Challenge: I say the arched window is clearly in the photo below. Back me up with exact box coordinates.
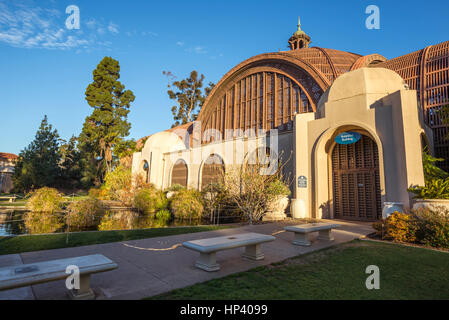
[201,154,225,189]
[142,160,149,183]
[171,159,188,187]
[202,72,313,143]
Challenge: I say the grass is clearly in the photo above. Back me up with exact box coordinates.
[150,240,449,300]
[0,225,232,256]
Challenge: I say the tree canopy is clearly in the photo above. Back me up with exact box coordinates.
[163,70,214,128]
[13,116,61,192]
[79,56,135,183]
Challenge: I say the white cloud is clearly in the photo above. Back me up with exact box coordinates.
[176,41,184,47]
[0,1,114,51]
[107,22,119,34]
[185,45,207,54]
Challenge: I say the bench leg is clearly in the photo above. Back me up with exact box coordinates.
[242,244,264,261]
[195,252,220,272]
[318,229,334,241]
[292,232,311,246]
[67,274,95,300]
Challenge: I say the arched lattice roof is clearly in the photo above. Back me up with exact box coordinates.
[198,47,363,125]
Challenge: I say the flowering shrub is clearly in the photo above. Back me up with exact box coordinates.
[373,208,449,249]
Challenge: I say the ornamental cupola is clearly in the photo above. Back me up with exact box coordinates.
[288,17,311,50]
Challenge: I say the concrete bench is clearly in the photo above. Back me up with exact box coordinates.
[284,223,341,246]
[0,254,117,300]
[0,196,16,203]
[183,232,275,272]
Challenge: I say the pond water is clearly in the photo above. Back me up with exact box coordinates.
[0,209,241,236]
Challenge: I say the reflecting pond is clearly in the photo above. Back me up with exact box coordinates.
[0,209,240,236]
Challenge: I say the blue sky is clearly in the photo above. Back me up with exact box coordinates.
[1,0,448,154]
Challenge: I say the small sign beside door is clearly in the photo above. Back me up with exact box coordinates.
[335,132,361,145]
[298,176,307,188]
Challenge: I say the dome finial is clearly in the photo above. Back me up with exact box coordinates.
[297,16,301,31]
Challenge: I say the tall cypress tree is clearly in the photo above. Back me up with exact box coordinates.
[13,115,61,192]
[79,57,135,183]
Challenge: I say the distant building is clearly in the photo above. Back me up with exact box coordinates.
[0,153,18,193]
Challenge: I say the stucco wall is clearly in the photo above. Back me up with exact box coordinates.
[292,67,428,219]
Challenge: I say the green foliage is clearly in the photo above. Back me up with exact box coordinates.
[133,186,168,215]
[58,135,82,189]
[13,116,61,192]
[408,179,449,199]
[79,56,136,183]
[102,164,133,205]
[163,70,215,127]
[26,187,65,212]
[422,149,448,182]
[156,209,172,224]
[266,178,291,197]
[169,189,204,219]
[166,184,186,192]
[65,198,105,229]
[373,208,449,249]
[413,207,449,248]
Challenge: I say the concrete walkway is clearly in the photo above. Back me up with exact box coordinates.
[0,219,373,300]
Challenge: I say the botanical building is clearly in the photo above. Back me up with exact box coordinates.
[132,20,449,221]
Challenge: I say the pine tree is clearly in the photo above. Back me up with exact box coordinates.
[79,57,135,183]
[13,116,61,192]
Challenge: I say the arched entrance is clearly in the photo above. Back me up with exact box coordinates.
[171,159,188,187]
[201,154,225,189]
[331,134,381,221]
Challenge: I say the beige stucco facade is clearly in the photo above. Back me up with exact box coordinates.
[292,68,428,219]
[132,67,429,221]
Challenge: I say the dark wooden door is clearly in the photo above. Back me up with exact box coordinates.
[171,160,188,187]
[332,134,381,221]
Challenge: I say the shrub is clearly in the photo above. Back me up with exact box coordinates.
[373,211,416,242]
[88,187,102,199]
[408,179,449,199]
[169,189,204,219]
[155,209,172,224]
[373,208,449,249]
[102,165,133,205]
[133,186,168,215]
[24,211,64,234]
[65,198,105,229]
[26,187,65,212]
[414,207,449,248]
[166,184,185,192]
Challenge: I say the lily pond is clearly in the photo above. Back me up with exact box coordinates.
[0,209,239,236]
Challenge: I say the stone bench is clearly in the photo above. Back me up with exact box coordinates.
[0,196,16,203]
[0,254,117,300]
[183,232,275,272]
[284,223,341,246]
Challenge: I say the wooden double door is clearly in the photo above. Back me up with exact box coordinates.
[331,134,382,221]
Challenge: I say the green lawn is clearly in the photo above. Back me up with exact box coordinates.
[151,240,449,300]
[0,225,231,255]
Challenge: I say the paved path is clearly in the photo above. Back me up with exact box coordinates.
[0,219,373,300]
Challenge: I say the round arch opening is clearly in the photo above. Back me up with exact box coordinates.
[201,154,225,190]
[171,159,188,188]
[330,132,382,221]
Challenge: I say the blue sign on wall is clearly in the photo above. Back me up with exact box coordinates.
[335,132,361,145]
